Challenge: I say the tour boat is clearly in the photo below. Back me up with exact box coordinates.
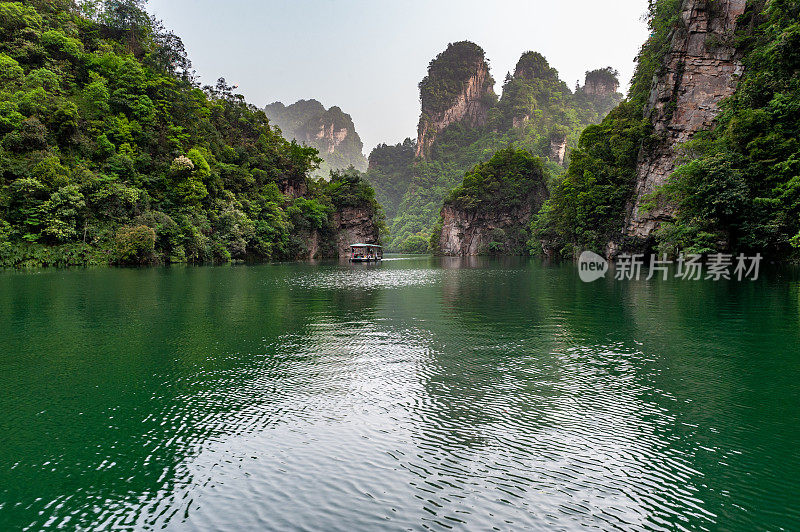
[349,243,383,262]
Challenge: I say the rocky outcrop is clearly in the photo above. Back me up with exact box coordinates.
[277,175,307,199]
[513,51,560,82]
[437,149,549,256]
[264,100,368,177]
[438,204,534,256]
[550,134,568,166]
[624,0,747,241]
[416,42,495,158]
[512,114,530,129]
[310,107,354,154]
[583,77,619,97]
[333,206,381,257]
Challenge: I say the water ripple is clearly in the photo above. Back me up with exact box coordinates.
[1,261,798,530]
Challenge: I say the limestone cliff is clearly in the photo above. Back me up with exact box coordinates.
[549,133,568,166]
[277,175,307,199]
[416,42,496,158]
[264,100,368,178]
[436,148,549,256]
[623,0,747,242]
[333,206,381,257]
[438,203,537,256]
[583,73,620,97]
[297,205,381,260]
[295,174,383,260]
[369,45,621,253]
[299,106,358,156]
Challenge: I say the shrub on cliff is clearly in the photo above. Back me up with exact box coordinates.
[418,41,495,116]
[322,167,385,242]
[531,0,682,257]
[445,147,546,212]
[370,44,623,252]
[263,100,368,179]
[532,101,650,255]
[325,168,378,209]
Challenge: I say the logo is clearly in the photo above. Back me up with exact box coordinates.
[578,251,609,283]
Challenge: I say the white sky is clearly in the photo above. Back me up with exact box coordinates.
[148,0,651,153]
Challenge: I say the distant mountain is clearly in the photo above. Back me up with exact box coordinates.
[365,42,622,252]
[264,100,368,179]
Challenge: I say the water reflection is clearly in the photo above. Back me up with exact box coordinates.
[0,259,799,530]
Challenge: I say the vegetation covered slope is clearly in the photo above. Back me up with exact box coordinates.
[418,40,496,120]
[365,137,415,220]
[0,0,380,266]
[431,147,549,256]
[444,148,547,213]
[653,0,800,257]
[366,43,622,252]
[536,0,800,260]
[532,0,685,256]
[264,99,368,179]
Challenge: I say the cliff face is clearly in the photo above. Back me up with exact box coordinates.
[369,44,621,253]
[436,148,549,256]
[313,121,349,154]
[583,78,619,97]
[300,106,359,156]
[264,100,368,177]
[277,175,308,199]
[549,134,568,166]
[624,0,748,241]
[333,206,381,257]
[438,203,535,256]
[416,42,495,158]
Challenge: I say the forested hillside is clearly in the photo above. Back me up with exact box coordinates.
[366,42,622,252]
[653,0,800,257]
[0,0,381,266]
[535,0,800,260]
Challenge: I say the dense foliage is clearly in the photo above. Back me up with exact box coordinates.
[532,0,683,257]
[368,44,622,252]
[429,148,547,255]
[264,99,368,179]
[418,41,495,117]
[0,0,376,267]
[532,102,651,256]
[364,138,415,219]
[445,147,546,212]
[653,0,800,258]
[536,0,800,261]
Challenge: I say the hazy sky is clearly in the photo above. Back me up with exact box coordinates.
[148,0,651,153]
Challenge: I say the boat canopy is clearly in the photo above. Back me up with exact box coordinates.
[350,243,382,248]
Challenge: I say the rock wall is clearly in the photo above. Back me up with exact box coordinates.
[623,0,747,242]
[416,61,494,158]
[333,206,381,257]
[264,100,367,175]
[277,176,307,199]
[512,114,530,129]
[438,204,534,256]
[550,135,568,166]
[312,122,350,154]
[583,78,619,97]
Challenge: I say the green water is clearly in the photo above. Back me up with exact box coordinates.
[1,257,799,530]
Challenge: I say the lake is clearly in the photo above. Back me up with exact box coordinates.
[1,256,799,530]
